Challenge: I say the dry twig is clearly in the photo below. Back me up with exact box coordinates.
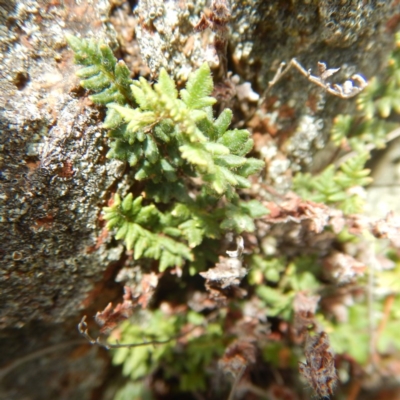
[78,313,207,350]
[262,59,367,101]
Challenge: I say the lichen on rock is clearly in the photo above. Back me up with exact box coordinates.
[135,0,212,81]
[0,0,125,397]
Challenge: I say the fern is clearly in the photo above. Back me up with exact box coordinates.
[331,32,400,152]
[358,32,400,121]
[69,36,267,272]
[103,194,193,271]
[112,310,224,393]
[104,63,263,197]
[293,153,372,214]
[112,310,182,380]
[68,32,400,400]
[305,32,400,217]
[66,35,134,105]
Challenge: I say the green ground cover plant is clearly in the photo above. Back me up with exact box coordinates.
[68,32,400,400]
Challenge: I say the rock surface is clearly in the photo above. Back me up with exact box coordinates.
[0,0,124,398]
[0,0,399,399]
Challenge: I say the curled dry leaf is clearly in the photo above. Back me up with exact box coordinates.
[293,292,320,335]
[317,61,341,81]
[372,212,400,248]
[323,251,366,284]
[293,292,338,397]
[299,331,337,399]
[266,59,367,100]
[137,272,159,308]
[200,236,246,301]
[219,339,258,377]
[116,267,160,309]
[200,255,247,301]
[264,195,344,234]
[95,286,134,334]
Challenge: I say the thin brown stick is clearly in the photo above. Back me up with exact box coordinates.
[227,365,247,400]
[346,380,361,400]
[239,382,272,400]
[78,315,203,350]
[261,58,367,102]
[373,293,396,357]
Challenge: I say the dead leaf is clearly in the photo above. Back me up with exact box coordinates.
[299,331,337,399]
[200,255,247,302]
[323,251,366,283]
[95,286,134,334]
[293,292,320,334]
[219,339,258,377]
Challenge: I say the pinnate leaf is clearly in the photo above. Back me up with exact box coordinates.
[180,63,216,109]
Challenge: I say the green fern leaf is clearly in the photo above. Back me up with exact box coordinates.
[214,109,233,139]
[217,129,254,156]
[115,60,132,89]
[103,108,123,129]
[81,73,110,90]
[67,35,134,104]
[331,115,353,145]
[178,220,204,248]
[155,68,178,100]
[90,86,125,105]
[180,63,216,109]
[107,139,142,166]
[241,200,269,218]
[108,104,156,133]
[220,210,255,233]
[144,136,159,164]
[214,154,247,168]
[99,43,117,73]
[236,158,264,177]
[103,194,192,269]
[75,65,100,79]
[179,144,214,172]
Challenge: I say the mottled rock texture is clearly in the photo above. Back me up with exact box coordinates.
[0,0,399,399]
[228,0,400,185]
[227,1,400,179]
[0,0,124,398]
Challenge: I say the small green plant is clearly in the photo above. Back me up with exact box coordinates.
[110,310,225,397]
[68,31,400,400]
[293,33,400,215]
[328,34,400,152]
[67,35,266,271]
[293,152,372,214]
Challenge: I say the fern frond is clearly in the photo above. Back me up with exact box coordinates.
[217,129,255,156]
[180,63,216,109]
[69,37,268,271]
[293,152,372,213]
[336,152,372,188]
[66,35,134,105]
[103,194,193,270]
[220,200,268,233]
